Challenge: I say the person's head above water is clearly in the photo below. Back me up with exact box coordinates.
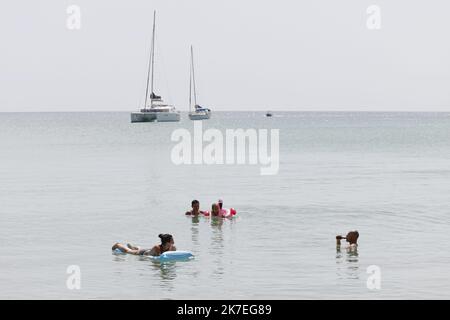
[191,200,200,212]
[336,230,359,245]
[211,203,220,216]
[159,234,174,248]
[345,231,359,244]
[218,199,223,209]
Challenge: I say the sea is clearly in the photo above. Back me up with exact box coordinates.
[1,111,450,299]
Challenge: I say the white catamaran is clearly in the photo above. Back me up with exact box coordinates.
[188,45,211,120]
[131,11,180,123]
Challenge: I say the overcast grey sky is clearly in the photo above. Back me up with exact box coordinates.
[0,0,449,112]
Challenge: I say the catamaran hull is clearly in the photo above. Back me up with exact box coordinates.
[156,112,181,122]
[188,112,211,120]
[131,112,180,123]
[131,112,157,123]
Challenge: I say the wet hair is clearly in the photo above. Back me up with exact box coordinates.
[159,234,173,245]
[346,231,359,243]
[351,231,359,239]
[192,200,199,206]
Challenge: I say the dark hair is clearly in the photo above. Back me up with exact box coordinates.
[349,230,359,237]
[159,234,173,245]
[347,231,359,242]
[192,200,199,206]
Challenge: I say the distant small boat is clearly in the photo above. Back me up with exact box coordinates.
[266,111,273,117]
[188,45,211,121]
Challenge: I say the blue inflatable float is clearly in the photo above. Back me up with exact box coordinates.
[113,249,194,262]
[150,251,194,262]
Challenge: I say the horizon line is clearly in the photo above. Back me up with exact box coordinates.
[1,109,450,113]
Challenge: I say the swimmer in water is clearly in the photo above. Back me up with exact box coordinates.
[112,234,176,256]
[185,200,208,216]
[217,199,227,216]
[336,231,359,251]
[217,199,236,217]
[210,203,222,217]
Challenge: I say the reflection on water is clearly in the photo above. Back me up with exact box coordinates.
[336,246,360,280]
[191,215,200,224]
[191,216,200,247]
[111,251,178,291]
[111,252,127,262]
[152,261,177,282]
[211,219,224,247]
[210,218,225,278]
[149,260,177,292]
[211,217,224,228]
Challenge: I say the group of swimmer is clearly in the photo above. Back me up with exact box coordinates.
[185,199,236,218]
[112,199,236,257]
[112,199,359,257]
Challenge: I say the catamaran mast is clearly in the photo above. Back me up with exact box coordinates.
[144,10,156,108]
[189,52,192,112]
[150,10,156,96]
[191,45,197,106]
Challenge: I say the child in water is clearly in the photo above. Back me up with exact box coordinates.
[210,203,221,217]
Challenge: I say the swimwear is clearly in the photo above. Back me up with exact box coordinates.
[139,245,167,256]
[138,249,152,256]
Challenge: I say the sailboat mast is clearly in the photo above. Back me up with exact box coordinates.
[189,52,192,112]
[191,45,197,106]
[150,10,156,96]
[144,11,156,108]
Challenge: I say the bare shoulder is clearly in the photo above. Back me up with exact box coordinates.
[148,245,160,256]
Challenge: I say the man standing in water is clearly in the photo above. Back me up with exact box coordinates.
[185,200,209,216]
[336,231,359,251]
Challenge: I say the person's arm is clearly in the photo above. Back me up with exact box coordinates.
[185,211,192,215]
[336,235,345,247]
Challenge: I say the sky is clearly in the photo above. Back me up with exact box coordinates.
[0,0,449,112]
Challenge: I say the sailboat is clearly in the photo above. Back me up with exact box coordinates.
[188,45,211,120]
[131,11,180,123]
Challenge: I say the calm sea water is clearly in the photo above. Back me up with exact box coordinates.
[1,111,450,299]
